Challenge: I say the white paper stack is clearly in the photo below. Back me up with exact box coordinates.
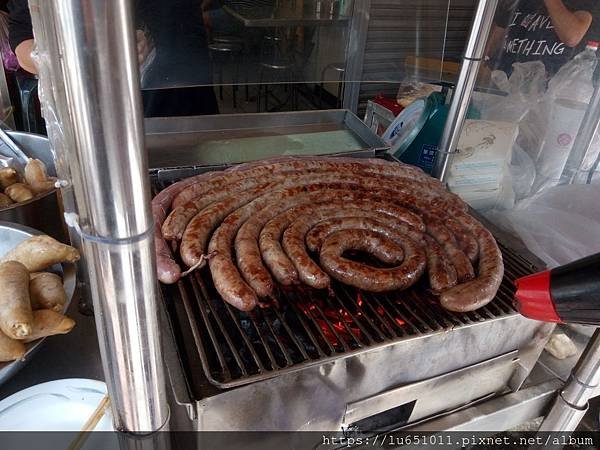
[448,120,519,210]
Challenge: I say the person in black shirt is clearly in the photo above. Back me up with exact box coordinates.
[486,0,600,76]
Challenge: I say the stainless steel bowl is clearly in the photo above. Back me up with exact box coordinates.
[0,132,66,242]
[0,222,76,385]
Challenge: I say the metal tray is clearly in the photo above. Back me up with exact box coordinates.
[0,222,76,386]
[144,109,389,169]
[0,132,67,243]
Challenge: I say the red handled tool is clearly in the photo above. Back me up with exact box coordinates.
[514,252,600,325]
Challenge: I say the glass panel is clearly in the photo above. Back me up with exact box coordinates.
[135,0,356,89]
[448,0,600,268]
[133,0,472,88]
[134,0,476,116]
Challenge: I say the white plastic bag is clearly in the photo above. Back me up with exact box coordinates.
[485,185,600,267]
[484,61,547,122]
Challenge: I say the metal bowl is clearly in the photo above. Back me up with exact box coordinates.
[0,132,66,242]
[0,222,76,385]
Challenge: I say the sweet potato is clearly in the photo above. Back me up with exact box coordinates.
[1,235,80,272]
[0,261,33,339]
[0,167,18,189]
[23,309,75,343]
[24,159,55,194]
[29,272,67,312]
[0,330,26,362]
[0,193,13,208]
[5,183,34,203]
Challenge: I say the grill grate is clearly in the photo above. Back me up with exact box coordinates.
[152,167,540,389]
[164,241,533,388]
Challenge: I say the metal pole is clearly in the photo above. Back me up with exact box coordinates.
[432,0,498,182]
[559,55,600,185]
[538,328,600,432]
[29,0,169,433]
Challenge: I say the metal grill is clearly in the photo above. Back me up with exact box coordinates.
[161,240,534,388]
[151,158,539,390]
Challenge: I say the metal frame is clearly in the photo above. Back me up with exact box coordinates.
[29,0,168,434]
[342,0,371,113]
[432,0,498,181]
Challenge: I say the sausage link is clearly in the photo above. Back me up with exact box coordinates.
[306,216,423,252]
[155,158,461,283]
[319,229,427,292]
[424,220,475,283]
[180,183,272,268]
[177,170,445,245]
[208,184,372,310]
[183,179,426,269]
[163,175,271,241]
[235,192,351,298]
[439,209,504,312]
[283,207,423,289]
[154,157,462,284]
[423,235,458,292]
[445,218,479,263]
[175,157,463,210]
[168,170,429,242]
[262,199,423,286]
[153,171,222,284]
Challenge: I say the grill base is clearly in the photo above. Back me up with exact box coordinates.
[171,313,552,431]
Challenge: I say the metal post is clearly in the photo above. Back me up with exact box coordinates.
[432,0,498,182]
[342,0,371,113]
[538,328,600,432]
[29,0,169,434]
[559,55,600,185]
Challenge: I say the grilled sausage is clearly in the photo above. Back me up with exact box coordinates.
[239,198,422,298]
[319,229,427,292]
[207,185,352,310]
[260,198,424,287]
[173,156,454,208]
[306,217,458,293]
[170,170,446,244]
[154,157,463,284]
[164,172,303,241]
[207,182,425,309]
[423,235,458,292]
[306,216,423,252]
[180,183,272,268]
[445,217,479,263]
[438,208,504,312]
[424,220,475,283]
[235,193,343,298]
[282,207,423,290]
[153,169,230,284]
[182,179,426,270]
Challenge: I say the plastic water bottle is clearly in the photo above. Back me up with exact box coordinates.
[533,42,599,189]
[549,41,598,104]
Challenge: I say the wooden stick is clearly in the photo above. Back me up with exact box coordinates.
[67,394,110,450]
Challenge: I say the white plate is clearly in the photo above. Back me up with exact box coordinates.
[0,378,113,431]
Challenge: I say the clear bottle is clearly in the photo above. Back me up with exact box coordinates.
[533,41,599,189]
[549,41,598,104]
